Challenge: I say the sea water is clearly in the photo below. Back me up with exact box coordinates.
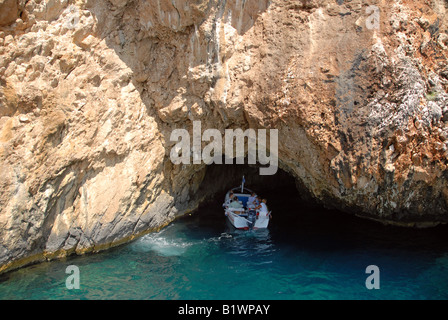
[1,192,448,300]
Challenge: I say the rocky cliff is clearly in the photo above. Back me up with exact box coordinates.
[1,0,448,273]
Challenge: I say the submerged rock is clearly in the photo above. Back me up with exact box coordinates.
[0,0,448,273]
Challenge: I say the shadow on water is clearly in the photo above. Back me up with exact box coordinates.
[190,183,448,253]
[185,181,448,272]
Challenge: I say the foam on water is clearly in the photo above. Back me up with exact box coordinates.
[208,232,233,242]
[132,226,193,257]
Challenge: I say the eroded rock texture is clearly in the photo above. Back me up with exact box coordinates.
[1,0,448,273]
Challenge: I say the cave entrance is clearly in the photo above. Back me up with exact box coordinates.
[191,158,311,225]
[182,158,327,237]
[196,161,298,202]
[184,159,375,253]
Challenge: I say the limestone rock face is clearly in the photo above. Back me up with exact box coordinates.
[0,0,19,27]
[1,0,448,272]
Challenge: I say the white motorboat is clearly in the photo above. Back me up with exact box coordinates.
[223,177,271,230]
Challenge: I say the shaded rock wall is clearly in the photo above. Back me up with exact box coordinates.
[0,0,448,273]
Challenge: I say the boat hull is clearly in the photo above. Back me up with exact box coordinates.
[225,210,269,230]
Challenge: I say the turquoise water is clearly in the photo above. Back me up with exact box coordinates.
[1,192,448,300]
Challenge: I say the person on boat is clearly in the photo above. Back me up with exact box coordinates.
[233,195,242,206]
[247,192,257,208]
[256,199,270,219]
[226,192,234,205]
[228,196,244,214]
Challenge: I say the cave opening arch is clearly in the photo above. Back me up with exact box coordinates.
[188,157,321,221]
